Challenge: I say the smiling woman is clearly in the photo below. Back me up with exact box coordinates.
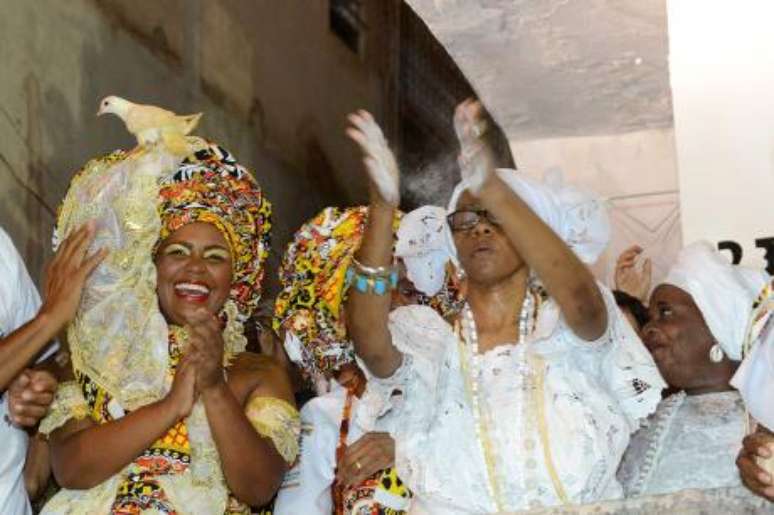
[618,241,769,498]
[155,223,234,325]
[38,141,298,514]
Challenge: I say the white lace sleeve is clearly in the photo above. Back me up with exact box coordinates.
[356,305,453,432]
[562,285,666,428]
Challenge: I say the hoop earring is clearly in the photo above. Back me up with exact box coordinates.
[709,343,725,363]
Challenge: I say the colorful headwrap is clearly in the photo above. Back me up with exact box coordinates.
[273,207,377,385]
[157,143,272,320]
[274,206,464,387]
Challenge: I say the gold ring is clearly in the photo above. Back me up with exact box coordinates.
[355,461,362,471]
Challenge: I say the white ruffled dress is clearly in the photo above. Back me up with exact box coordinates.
[358,286,665,514]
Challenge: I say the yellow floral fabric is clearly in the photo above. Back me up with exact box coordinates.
[39,381,89,437]
[273,207,401,382]
[245,396,301,465]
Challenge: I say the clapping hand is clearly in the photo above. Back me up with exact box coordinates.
[185,308,226,394]
[164,308,225,418]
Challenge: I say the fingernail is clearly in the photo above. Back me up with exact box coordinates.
[760,447,772,458]
[759,471,772,484]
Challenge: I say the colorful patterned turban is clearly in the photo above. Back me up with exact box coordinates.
[274,206,464,384]
[157,143,272,320]
[273,207,374,383]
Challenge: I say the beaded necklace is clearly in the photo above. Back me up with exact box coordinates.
[455,280,568,511]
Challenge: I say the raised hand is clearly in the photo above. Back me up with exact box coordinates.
[336,431,396,487]
[346,110,400,207]
[453,98,496,195]
[614,245,652,302]
[7,369,57,427]
[42,221,108,329]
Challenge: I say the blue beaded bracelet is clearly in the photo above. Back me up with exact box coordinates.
[345,266,399,295]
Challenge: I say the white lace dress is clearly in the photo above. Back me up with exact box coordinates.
[358,287,665,514]
[617,390,746,497]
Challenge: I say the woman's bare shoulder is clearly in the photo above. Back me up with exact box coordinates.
[228,352,294,405]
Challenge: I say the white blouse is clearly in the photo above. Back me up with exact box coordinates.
[274,384,348,515]
[357,286,665,514]
[0,227,44,515]
[618,390,745,497]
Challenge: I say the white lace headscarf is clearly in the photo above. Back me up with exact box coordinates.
[447,168,611,266]
[395,205,454,296]
[663,241,769,361]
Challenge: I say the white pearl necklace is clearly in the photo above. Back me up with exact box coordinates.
[457,284,537,512]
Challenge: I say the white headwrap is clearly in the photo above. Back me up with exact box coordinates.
[663,241,769,361]
[395,205,455,296]
[447,168,611,265]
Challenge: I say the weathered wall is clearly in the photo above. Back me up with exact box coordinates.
[406,0,672,140]
[0,0,387,293]
[511,128,681,284]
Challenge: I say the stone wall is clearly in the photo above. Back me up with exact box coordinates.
[0,0,389,294]
[405,0,681,285]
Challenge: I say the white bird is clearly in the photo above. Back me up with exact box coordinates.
[97,96,202,156]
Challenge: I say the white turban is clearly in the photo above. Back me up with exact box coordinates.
[664,241,769,361]
[395,205,456,296]
[447,168,611,265]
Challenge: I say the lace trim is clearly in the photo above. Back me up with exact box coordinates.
[627,392,687,497]
[531,354,569,504]
[245,396,301,464]
[39,381,89,437]
[222,300,248,365]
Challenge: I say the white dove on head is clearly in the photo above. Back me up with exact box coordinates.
[95,95,203,156]
[97,95,131,117]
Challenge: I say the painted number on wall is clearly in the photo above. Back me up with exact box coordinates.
[718,237,774,275]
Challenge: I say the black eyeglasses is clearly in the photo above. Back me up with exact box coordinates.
[446,209,500,232]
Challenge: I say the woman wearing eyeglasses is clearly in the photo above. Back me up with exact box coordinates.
[343,100,665,514]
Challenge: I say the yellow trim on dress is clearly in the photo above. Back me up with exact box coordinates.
[39,381,89,437]
[244,396,301,465]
